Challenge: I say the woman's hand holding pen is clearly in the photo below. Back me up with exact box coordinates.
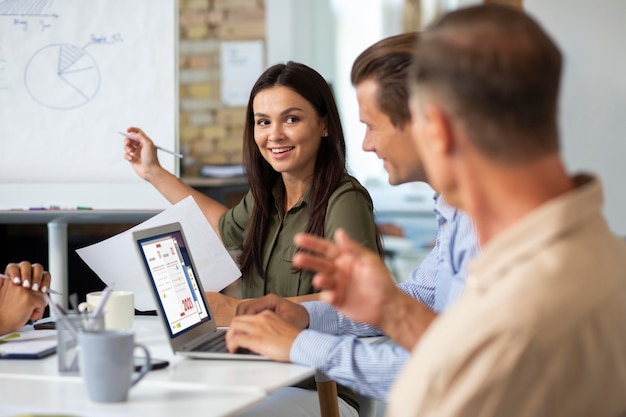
[122,127,162,181]
[3,261,51,294]
[0,262,50,333]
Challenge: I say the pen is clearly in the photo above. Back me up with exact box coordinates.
[46,293,76,336]
[87,286,112,330]
[118,131,183,159]
[0,273,62,295]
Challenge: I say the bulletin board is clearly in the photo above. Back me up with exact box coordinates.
[0,0,178,209]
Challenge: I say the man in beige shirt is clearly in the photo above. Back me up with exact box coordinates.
[291,4,626,416]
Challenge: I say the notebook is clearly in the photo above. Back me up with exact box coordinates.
[0,329,57,359]
[133,222,269,360]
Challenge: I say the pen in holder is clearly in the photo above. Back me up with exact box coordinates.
[88,286,112,330]
[77,286,116,330]
[78,287,135,330]
[47,291,108,374]
[56,310,105,375]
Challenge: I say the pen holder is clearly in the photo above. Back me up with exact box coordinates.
[57,311,105,375]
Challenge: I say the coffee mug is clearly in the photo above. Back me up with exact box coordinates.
[78,329,150,403]
[79,290,134,330]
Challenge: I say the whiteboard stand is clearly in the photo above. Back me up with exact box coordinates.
[0,210,161,310]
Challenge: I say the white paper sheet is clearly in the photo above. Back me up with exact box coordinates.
[76,196,241,310]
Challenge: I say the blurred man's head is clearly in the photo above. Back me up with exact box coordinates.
[408,4,562,204]
[351,32,427,186]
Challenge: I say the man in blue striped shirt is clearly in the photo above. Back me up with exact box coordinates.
[226,32,479,405]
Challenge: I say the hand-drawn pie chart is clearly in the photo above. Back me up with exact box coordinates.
[25,43,100,110]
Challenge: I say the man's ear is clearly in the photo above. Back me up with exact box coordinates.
[424,105,455,157]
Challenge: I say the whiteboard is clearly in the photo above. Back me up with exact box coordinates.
[525,0,626,236]
[0,0,178,209]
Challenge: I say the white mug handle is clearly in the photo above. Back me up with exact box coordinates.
[131,343,151,387]
[77,301,91,313]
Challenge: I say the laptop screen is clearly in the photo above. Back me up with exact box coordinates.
[136,229,211,337]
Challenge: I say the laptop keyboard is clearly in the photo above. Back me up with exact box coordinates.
[193,329,228,353]
[191,329,257,355]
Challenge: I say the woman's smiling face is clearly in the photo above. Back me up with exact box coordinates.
[253,86,327,180]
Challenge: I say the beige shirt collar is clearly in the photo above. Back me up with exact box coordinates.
[468,174,600,293]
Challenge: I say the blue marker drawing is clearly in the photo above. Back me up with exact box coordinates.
[0,0,58,18]
[24,43,101,110]
[3,1,124,110]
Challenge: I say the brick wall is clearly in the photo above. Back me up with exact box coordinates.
[178,0,265,177]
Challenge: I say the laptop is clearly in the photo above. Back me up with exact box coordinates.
[133,222,269,361]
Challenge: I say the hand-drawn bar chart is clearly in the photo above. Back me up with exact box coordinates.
[0,0,57,17]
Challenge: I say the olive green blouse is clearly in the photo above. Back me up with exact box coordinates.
[219,174,380,299]
[218,174,377,412]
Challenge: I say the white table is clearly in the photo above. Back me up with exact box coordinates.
[0,210,160,309]
[0,375,267,417]
[0,316,316,416]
